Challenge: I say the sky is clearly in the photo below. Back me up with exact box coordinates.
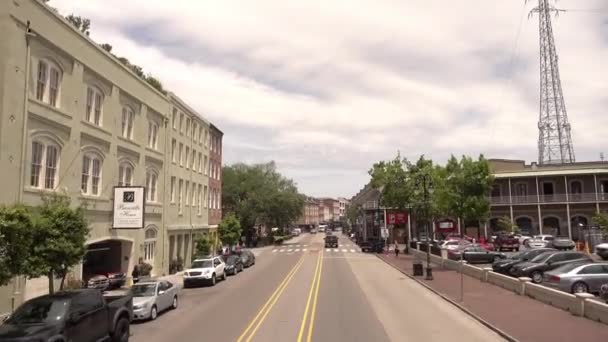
[49,0,608,198]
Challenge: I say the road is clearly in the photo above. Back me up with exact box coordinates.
[131,233,506,342]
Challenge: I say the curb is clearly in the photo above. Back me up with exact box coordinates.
[376,254,519,342]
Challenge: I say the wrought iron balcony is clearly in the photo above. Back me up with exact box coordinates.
[490,192,607,205]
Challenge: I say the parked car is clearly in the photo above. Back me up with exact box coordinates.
[87,274,110,290]
[325,235,339,248]
[132,280,178,321]
[0,288,132,342]
[492,248,556,274]
[510,251,593,283]
[240,250,256,267]
[183,257,226,287]
[529,234,554,247]
[526,238,551,249]
[448,246,506,264]
[595,243,608,260]
[225,255,244,275]
[515,234,532,246]
[440,239,471,251]
[543,262,608,294]
[360,240,384,253]
[551,237,576,250]
[493,233,520,251]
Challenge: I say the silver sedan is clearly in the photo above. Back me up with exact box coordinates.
[543,262,608,294]
[132,280,179,321]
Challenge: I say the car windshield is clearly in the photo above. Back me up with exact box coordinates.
[7,297,69,325]
[132,284,157,297]
[531,252,555,263]
[192,260,213,268]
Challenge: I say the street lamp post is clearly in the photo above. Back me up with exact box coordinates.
[419,174,434,281]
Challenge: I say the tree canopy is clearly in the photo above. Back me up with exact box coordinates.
[222,162,305,237]
[218,214,242,246]
[0,205,35,286]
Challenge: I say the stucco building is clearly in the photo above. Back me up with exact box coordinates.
[0,0,221,315]
[208,124,223,227]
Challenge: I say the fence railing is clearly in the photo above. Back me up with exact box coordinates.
[490,192,607,205]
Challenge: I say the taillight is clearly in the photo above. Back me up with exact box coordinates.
[550,275,560,282]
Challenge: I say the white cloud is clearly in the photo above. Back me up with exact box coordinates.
[49,0,608,197]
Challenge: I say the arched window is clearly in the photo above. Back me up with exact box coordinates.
[146,169,158,202]
[121,106,135,139]
[147,121,159,150]
[85,86,104,126]
[118,161,134,186]
[30,138,61,189]
[143,226,157,263]
[35,58,62,107]
[81,153,102,196]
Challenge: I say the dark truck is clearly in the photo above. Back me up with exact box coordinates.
[493,232,520,251]
[324,235,338,248]
[0,288,132,342]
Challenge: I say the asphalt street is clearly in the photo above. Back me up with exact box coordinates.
[131,233,506,342]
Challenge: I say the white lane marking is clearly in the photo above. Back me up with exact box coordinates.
[303,244,308,247]
[326,248,330,252]
[333,249,339,252]
[295,249,300,252]
[350,249,355,253]
[287,249,293,252]
[279,249,285,252]
[342,249,348,252]
[303,248,307,252]
[272,249,278,253]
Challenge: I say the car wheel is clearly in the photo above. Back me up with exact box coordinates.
[211,274,216,286]
[572,282,589,294]
[150,305,158,320]
[172,296,178,309]
[222,271,227,281]
[112,317,130,342]
[531,271,543,284]
[239,265,244,272]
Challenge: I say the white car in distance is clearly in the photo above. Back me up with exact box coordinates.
[183,257,226,288]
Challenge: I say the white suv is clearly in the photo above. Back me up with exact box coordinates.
[183,257,226,288]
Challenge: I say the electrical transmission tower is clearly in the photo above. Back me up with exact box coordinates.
[529,0,575,164]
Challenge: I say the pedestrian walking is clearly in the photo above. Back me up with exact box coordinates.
[131,263,140,284]
[394,241,400,257]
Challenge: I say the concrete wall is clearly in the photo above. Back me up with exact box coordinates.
[584,300,608,324]
[524,282,579,314]
[486,271,520,293]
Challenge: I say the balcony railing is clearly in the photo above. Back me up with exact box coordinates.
[490,192,608,205]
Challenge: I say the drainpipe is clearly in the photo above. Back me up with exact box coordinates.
[161,117,169,275]
[17,22,35,203]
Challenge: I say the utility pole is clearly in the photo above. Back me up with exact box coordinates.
[420,174,433,280]
[529,0,575,164]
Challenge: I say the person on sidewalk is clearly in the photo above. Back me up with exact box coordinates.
[394,241,400,258]
[131,260,141,284]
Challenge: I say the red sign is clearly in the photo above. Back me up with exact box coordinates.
[387,212,408,225]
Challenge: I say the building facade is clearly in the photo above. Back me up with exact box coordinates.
[297,197,319,229]
[488,159,608,240]
[338,197,349,218]
[165,94,215,272]
[208,124,223,227]
[0,0,222,315]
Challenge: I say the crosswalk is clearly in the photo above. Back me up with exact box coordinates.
[271,244,361,254]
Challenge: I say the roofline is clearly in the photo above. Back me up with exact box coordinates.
[167,92,210,125]
[494,169,608,178]
[210,123,224,135]
[35,0,169,100]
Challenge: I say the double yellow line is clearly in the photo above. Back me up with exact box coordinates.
[297,251,324,342]
[237,255,306,342]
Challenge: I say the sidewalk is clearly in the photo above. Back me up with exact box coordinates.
[378,253,608,342]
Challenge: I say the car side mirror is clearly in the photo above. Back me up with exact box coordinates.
[158,290,165,295]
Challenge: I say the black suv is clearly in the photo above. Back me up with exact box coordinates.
[325,235,338,248]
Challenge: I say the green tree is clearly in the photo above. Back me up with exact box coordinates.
[496,216,518,233]
[592,212,608,232]
[0,205,35,286]
[222,162,305,243]
[194,235,212,258]
[369,153,412,211]
[218,214,242,246]
[100,43,113,53]
[438,155,493,237]
[144,74,167,94]
[65,14,90,35]
[29,194,89,293]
